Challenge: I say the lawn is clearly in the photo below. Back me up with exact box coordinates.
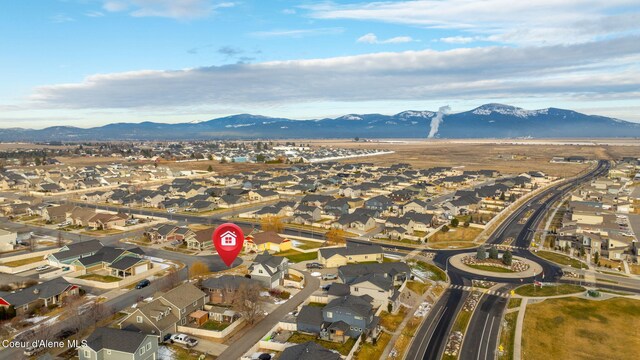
[415,261,447,282]
[1,256,44,267]
[534,251,587,269]
[467,264,516,273]
[293,240,324,250]
[522,297,640,360]
[406,281,431,295]
[379,307,408,332]
[77,274,121,283]
[515,284,585,297]
[428,241,478,250]
[497,311,518,360]
[201,320,230,331]
[287,332,356,355]
[428,227,482,243]
[354,332,391,360]
[507,298,522,309]
[275,249,317,262]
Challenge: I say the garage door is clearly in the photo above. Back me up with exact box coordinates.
[134,264,148,275]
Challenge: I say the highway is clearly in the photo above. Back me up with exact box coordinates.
[405,160,617,360]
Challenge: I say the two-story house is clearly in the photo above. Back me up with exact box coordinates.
[119,283,206,340]
[78,327,158,360]
[247,251,289,288]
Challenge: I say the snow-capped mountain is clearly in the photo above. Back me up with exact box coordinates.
[0,104,638,140]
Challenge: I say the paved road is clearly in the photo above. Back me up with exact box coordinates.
[216,272,320,360]
[459,288,510,360]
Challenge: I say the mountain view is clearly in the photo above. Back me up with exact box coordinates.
[2,104,639,141]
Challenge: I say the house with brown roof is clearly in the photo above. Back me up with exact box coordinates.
[87,212,128,230]
[185,227,215,251]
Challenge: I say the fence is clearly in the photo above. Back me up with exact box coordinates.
[177,318,245,339]
[0,249,57,274]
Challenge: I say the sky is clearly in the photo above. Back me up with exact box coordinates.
[0,0,639,129]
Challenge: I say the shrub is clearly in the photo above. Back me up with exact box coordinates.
[441,225,450,233]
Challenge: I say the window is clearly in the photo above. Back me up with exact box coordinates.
[106,350,111,355]
[23,305,28,311]
[139,347,145,355]
[137,316,143,323]
[180,308,184,315]
[355,316,363,320]
[365,256,368,259]
[181,318,186,325]
[193,301,197,307]
[326,311,333,318]
[354,287,359,292]
[259,270,263,274]
[146,343,151,351]
[84,350,90,357]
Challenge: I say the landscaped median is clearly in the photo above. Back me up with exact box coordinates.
[514,283,585,297]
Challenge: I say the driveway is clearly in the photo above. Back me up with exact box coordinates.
[216,271,320,359]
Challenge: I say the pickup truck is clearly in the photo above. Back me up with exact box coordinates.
[170,334,198,347]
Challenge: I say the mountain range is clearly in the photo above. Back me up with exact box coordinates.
[1,104,639,141]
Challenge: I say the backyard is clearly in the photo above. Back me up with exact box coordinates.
[522,297,640,360]
[201,320,230,331]
[77,274,121,282]
[1,256,44,267]
[286,332,356,356]
[354,332,391,360]
[274,249,317,262]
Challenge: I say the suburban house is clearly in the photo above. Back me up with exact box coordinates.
[71,246,150,279]
[332,213,377,232]
[0,278,80,316]
[338,262,411,286]
[78,327,158,360]
[296,295,380,343]
[119,283,207,340]
[146,225,194,243]
[47,239,105,267]
[185,227,215,251]
[0,228,17,252]
[87,212,128,230]
[200,275,260,305]
[318,244,384,268]
[244,231,292,253]
[247,251,289,288]
[365,195,394,212]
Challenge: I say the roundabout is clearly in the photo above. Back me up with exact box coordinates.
[449,253,544,279]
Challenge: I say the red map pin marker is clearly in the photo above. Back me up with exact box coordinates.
[213,223,244,267]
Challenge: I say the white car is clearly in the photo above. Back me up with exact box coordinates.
[35,265,50,272]
[170,333,198,347]
[167,208,177,213]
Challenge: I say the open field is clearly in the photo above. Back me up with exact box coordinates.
[515,284,585,297]
[1,256,44,267]
[301,139,640,177]
[534,250,588,269]
[274,249,317,262]
[522,297,640,360]
[428,227,482,244]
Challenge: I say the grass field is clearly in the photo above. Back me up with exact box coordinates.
[534,251,587,269]
[1,256,43,267]
[406,281,431,295]
[515,284,585,297]
[507,298,522,309]
[275,249,317,262]
[77,274,121,282]
[293,240,324,250]
[287,332,356,355]
[354,332,391,360]
[428,227,482,243]
[522,297,640,360]
[201,320,230,331]
[379,307,408,332]
[498,311,518,360]
[415,261,447,282]
[467,264,516,273]
[428,241,478,250]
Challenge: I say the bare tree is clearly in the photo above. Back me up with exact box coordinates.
[231,283,264,325]
[57,231,64,248]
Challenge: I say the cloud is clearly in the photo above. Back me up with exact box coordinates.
[29,36,640,110]
[357,33,415,44]
[50,13,74,23]
[439,36,475,44]
[217,46,243,57]
[250,27,344,38]
[102,0,235,20]
[85,11,105,17]
[305,1,640,45]
[282,9,296,15]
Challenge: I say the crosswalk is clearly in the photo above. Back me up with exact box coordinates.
[449,284,511,298]
[494,244,529,251]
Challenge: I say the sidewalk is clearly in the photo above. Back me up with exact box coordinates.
[512,298,528,360]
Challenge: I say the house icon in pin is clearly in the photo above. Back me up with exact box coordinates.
[220,230,237,247]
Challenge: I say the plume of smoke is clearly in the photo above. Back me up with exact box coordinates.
[428,105,450,138]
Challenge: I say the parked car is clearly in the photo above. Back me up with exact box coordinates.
[322,273,338,280]
[306,262,323,269]
[57,221,71,228]
[167,208,177,213]
[163,333,173,344]
[23,346,43,356]
[135,279,150,289]
[171,333,198,347]
[170,240,182,246]
[35,265,50,272]
[56,328,76,340]
[321,284,331,291]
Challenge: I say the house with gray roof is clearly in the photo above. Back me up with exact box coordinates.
[0,278,80,316]
[248,251,288,288]
[78,327,158,360]
[318,244,383,268]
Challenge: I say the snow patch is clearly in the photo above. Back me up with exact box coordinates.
[472,104,548,118]
[225,123,255,128]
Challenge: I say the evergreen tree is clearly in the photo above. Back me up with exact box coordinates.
[476,247,487,260]
[502,250,513,266]
[450,218,459,227]
[488,246,499,260]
